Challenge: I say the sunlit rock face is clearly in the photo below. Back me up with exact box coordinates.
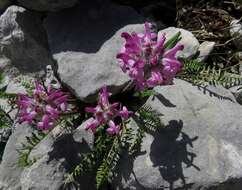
[114,79,242,190]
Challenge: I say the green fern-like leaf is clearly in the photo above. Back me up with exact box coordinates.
[133,89,156,98]
[64,130,114,187]
[15,77,35,96]
[18,130,47,167]
[0,72,4,84]
[96,135,122,189]
[65,123,134,189]
[129,126,145,155]
[0,109,12,129]
[136,105,163,132]
[0,75,14,129]
[178,60,242,88]
[65,106,164,189]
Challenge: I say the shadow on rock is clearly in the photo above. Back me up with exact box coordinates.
[114,119,200,190]
[47,133,95,189]
[154,94,177,108]
[44,0,144,54]
[150,120,200,190]
[196,85,235,102]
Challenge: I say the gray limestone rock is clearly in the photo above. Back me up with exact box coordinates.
[0,123,33,190]
[0,6,53,73]
[0,123,94,190]
[114,79,242,190]
[44,0,145,102]
[230,19,242,51]
[197,41,215,62]
[158,27,200,59]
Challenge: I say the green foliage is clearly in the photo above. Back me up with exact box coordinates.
[0,72,4,83]
[136,105,164,132]
[178,59,242,88]
[65,105,163,189]
[133,89,156,98]
[129,105,163,155]
[59,113,81,134]
[65,127,124,189]
[0,109,11,129]
[128,125,145,155]
[95,134,122,189]
[18,130,47,167]
[164,31,182,49]
[15,77,35,96]
[65,131,113,185]
[0,73,15,129]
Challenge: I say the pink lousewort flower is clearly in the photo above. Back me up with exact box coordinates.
[85,86,132,135]
[117,22,184,90]
[106,120,120,135]
[16,81,69,130]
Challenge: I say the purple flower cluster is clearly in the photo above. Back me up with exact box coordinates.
[117,22,184,90]
[85,86,132,135]
[17,81,69,130]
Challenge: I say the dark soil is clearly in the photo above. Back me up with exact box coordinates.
[177,0,242,72]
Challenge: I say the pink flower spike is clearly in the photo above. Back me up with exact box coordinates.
[60,103,67,111]
[147,69,163,88]
[121,32,133,41]
[16,81,70,130]
[54,95,68,105]
[163,44,184,59]
[85,118,99,133]
[144,22,152,40]
[85,107,97,113]
[17,99,32,108]
[106,120,120,135]
[99,86,110,106]
[33,81,44,96]
[47,90,63,100]
[117,22,184,90]
[119,106,132,120]
[46,105,59,119]
[154,34,166,54]
[20,110,37,124]
[37,115,51,130]
[110,102,119,109]
[47,84,52,94]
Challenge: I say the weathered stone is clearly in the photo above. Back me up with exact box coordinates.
[114,79,242,190]
[0,128,11,143]
[0,121,94,189]
[0,6,53,73]
[230,85,242,105]
[230,19,242,51]
[0,123,33,190]
[17,0,78,12]
[20,125,94,190]
[44,0,145,102]
[197,41,215,62]
[158,27,200,59]
[53,25,142,103]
